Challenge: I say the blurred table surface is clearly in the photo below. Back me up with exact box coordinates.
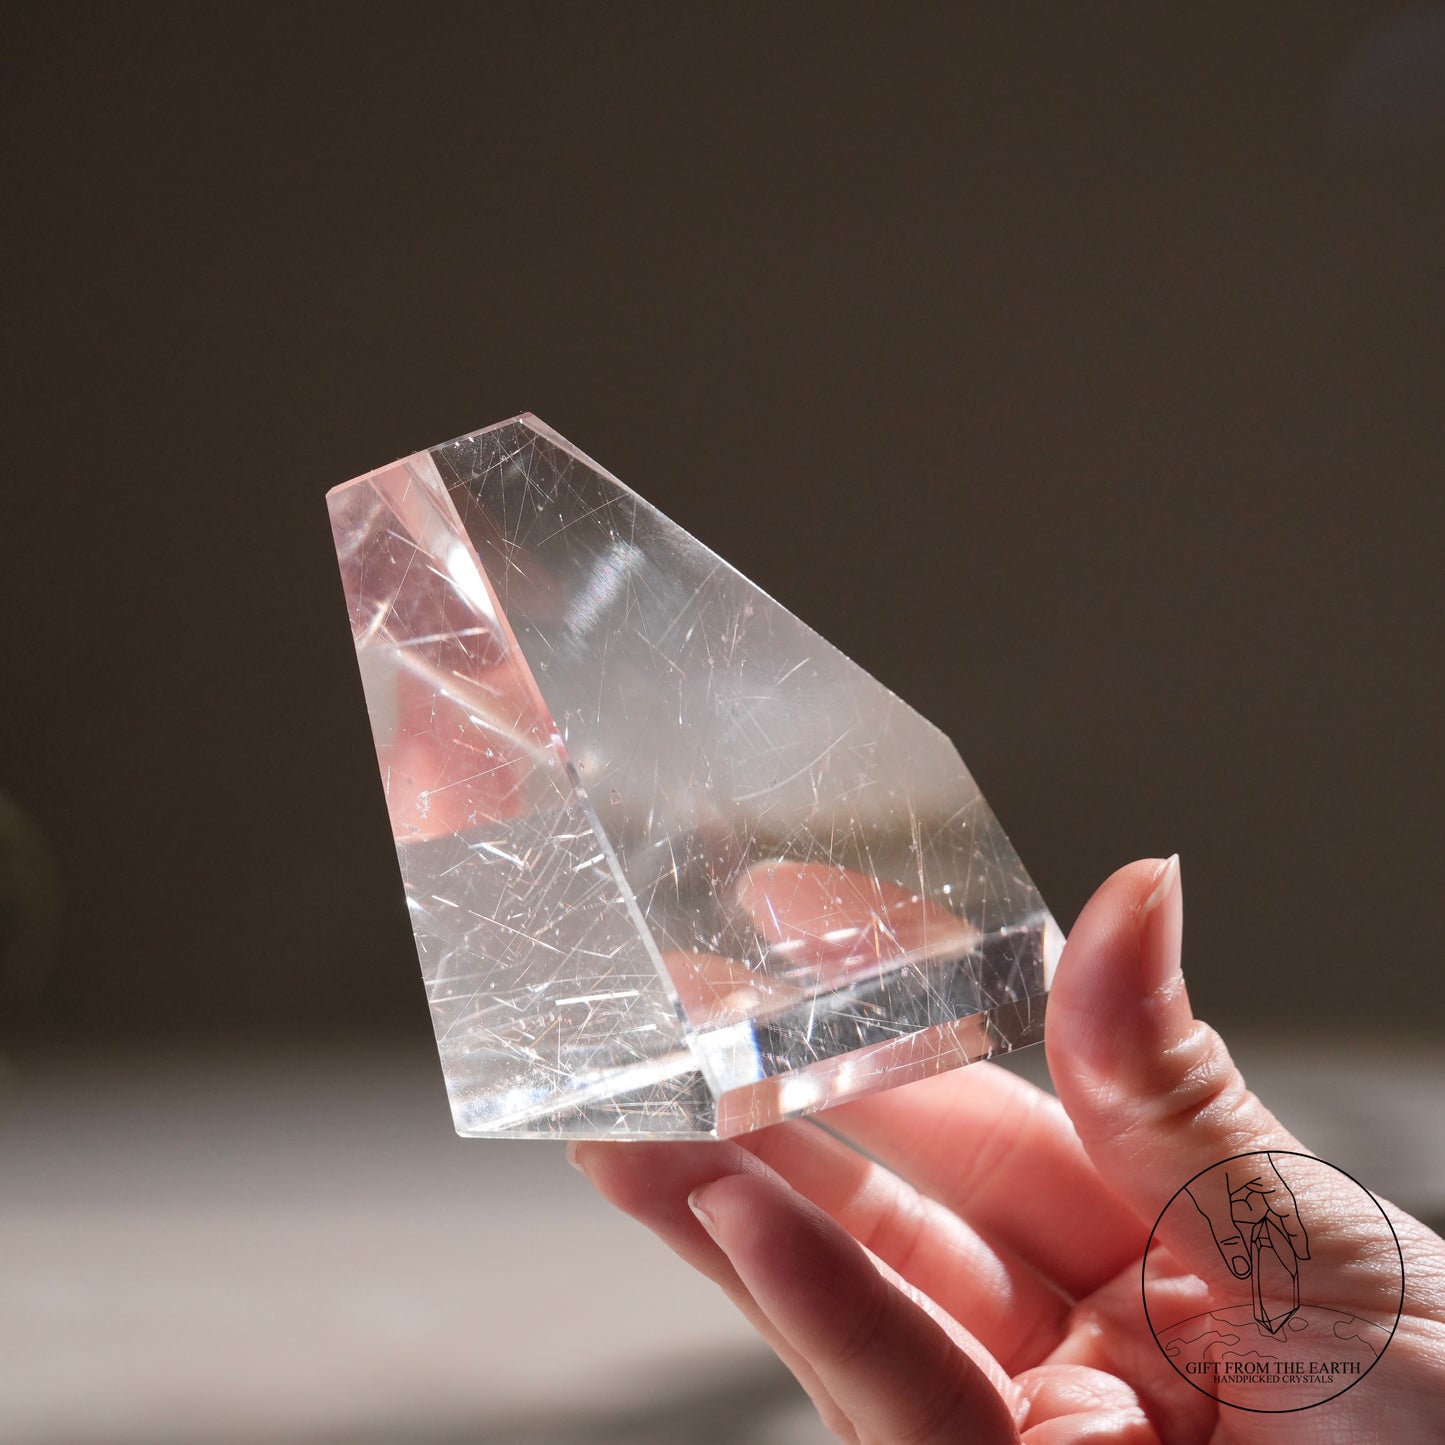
[2,1034,1441,1445]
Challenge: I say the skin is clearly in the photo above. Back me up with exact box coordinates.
[571,859,1445,1442]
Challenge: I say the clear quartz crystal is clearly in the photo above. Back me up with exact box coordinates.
[327,416,1060,1138]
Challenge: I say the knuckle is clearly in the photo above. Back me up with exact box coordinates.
[893,1352,974,1445]
[830,1274,892,1372]
[1141,1020,1244,1130]
[1116,1019,1285,1158]
[856,1174,931,1282]
[948,1082,1051,1202]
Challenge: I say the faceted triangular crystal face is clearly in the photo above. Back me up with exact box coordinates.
[327,416,1060,1138]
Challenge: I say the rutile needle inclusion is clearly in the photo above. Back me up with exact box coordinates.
[327,416,1060,1138]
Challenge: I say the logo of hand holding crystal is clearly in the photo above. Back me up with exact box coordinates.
[1187,1153,1310,1334]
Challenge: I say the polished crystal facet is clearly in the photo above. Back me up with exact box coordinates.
[327,416,1059,1138]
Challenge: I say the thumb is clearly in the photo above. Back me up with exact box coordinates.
[1183,1176,1252,1279]
[1046,858,1304,1248]
[1265,1154,1312,1260]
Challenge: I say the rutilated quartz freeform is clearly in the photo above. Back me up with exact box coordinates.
[327,416,1059,1138]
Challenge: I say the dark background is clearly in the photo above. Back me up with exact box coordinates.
[2,3,1442,1053]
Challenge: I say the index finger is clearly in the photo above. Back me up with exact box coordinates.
[732,860,1146,1298]
[822,1064,1147,1299]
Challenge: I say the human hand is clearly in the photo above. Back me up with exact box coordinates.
[570,858,1445,1441]
[1185,1154,1309,1287]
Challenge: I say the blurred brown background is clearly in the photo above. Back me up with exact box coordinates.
[1,5,1442,1442]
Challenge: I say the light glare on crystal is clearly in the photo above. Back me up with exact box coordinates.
[327,416,1059,1138]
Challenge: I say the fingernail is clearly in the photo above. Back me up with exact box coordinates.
[1141,854,1180,918]
[688,1187,721,1243]
[1231,1253,1251,1278]
[1138,854,1183,994]
[565,1141,586,1173]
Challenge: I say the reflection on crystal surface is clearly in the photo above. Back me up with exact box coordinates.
[328,416,1059,1138]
